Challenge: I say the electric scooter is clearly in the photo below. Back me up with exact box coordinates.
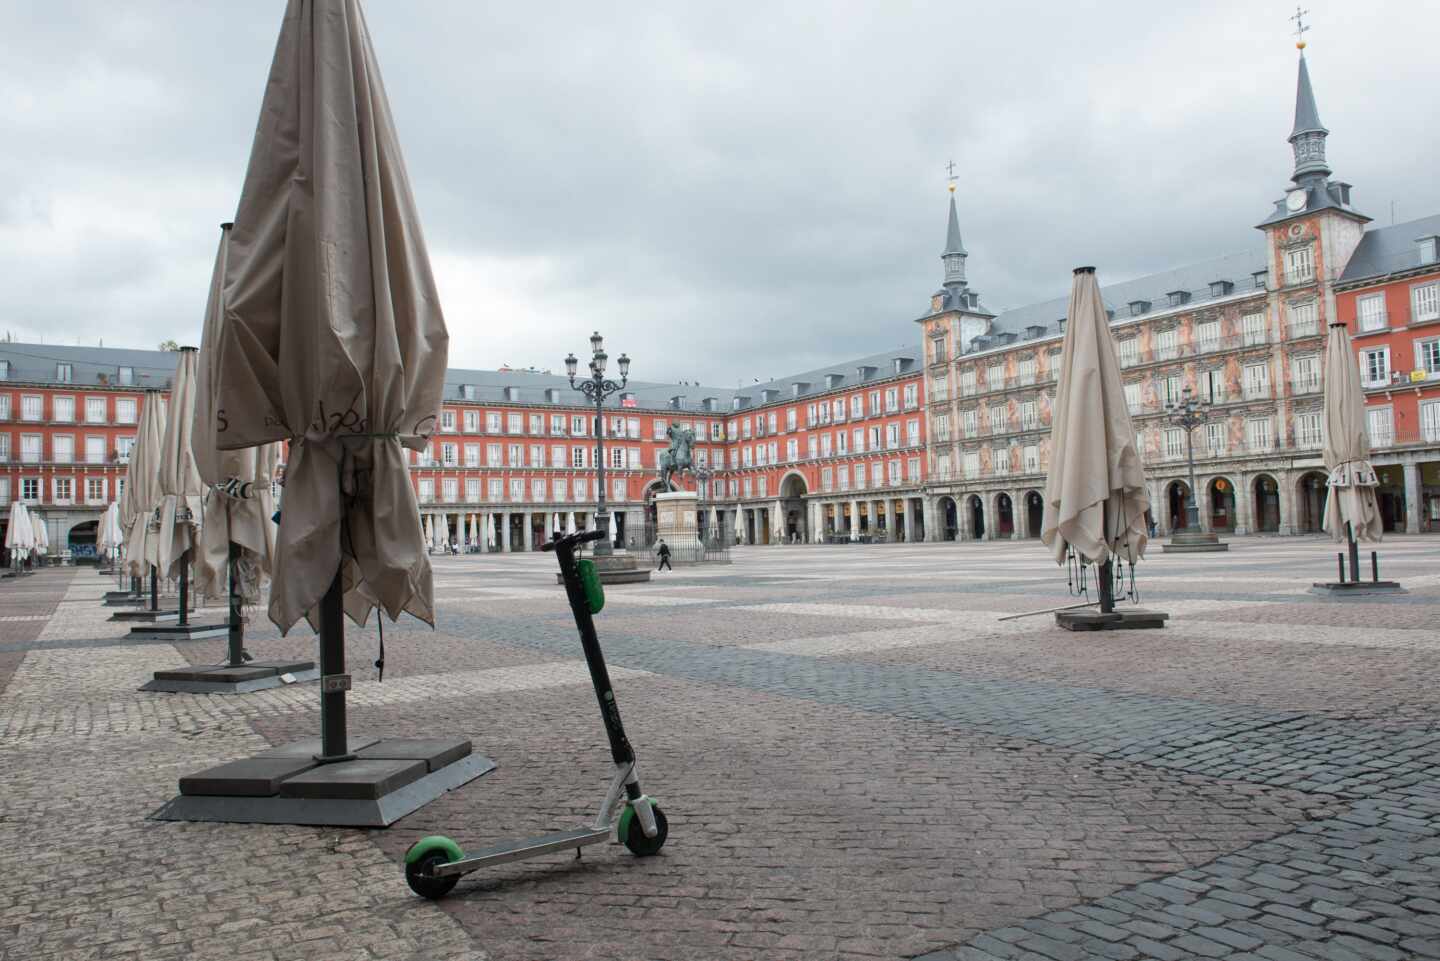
[403,528,668,899]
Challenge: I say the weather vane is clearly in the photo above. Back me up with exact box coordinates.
[1290,5,1309,49]
[945,159,957,194]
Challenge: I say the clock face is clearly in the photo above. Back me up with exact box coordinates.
[1286,189,1308,212]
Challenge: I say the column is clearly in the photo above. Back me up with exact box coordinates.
[521,512,533,552]
[849,500,859,540]
[500,512,512,552]
[921,497,935,542]
[1404,459,1422,534]
[1234,476,1251,535]
[895,500,907,542]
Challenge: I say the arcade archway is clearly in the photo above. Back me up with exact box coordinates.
[1295,471,1327,534]
[1252,474,1281,533]
[1208,477,1236,532]
[967,495,985,540]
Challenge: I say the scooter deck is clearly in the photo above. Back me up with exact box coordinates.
[434,826,610,876]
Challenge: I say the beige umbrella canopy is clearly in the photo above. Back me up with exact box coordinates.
[30,511,49,557]
[214,0,448,633]
[1040,267,1150,567]
[1321,320,1383,542]
[123,391,167,578]
[6,501,33,564]
[149,348,207,580]
[192,224,279,601]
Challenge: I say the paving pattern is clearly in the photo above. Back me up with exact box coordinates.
[1,536,1438,960]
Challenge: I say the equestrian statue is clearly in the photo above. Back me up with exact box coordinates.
[657,423,696,492]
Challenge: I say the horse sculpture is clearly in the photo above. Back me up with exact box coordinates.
[657,423,696,492]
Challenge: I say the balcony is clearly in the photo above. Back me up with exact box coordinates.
[1291,376,1322,395]
[1354,312,1390,335]
[1286,322,1320,340]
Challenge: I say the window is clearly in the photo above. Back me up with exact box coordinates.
[868,425,881,449]
[460,443,477,467]
[1366,407,1394,448]
[1284,245,1315,284]
[1205,422,1226,455]
[85,436,105,464]
[903,383,918,408]
[1361,348,1389,387]
[464,478,480,502]
[821,467,834,492]
[1418,339,1440,375]
[1124,382,1141,412]
[417,478,434,502]
[0,395,8,420]
[52,396,74,422]
[961,409,977,438]
[56,363,73,383]
[1197,320,1221,352]
[963,451,980,477]
[1019,400,1038,430]
[485,412,501,433]
[504,444,521,466]
[988,406,1006,434]
[441,442,458,466]
[1296,412,1323,448]
[116,398,137,424]
[871,463,884,487]
[1156,329,1178,360]
[852,462,865,490]
[21,478,39,502]
[117,366,133,386]
[1356,293,1387,331]
[117,436,134,462]
[21,434,41,464]
[85,397,106,423]
[887,460,902,485]
[885,388,898,412]
[1242,312,1267,346]
[1117,338,1139,367]
[786,438,798,461]
[1163,428,1184,460]
[0,434,7,462]
[992,447,1010,476]
[1288,301,1318,338]
[1243,363,1271,399]
[1415,282,1440,323]
[785,409,797,431]
[986,365,1004,389]
[610,478,624,503]
[459,410,477,433]
[22,396,42,421]
[507,413,522,434]
[837,465,850,490]
[850,395,864,418]
[852,427,864,453]
[1022,445,1039,473]
[1245,417,1273,452]
[930,372,950,403]
[0,478,8,504]
[1017,358,1036,385]
[1164,375,1183,405]
[442,478,459,502]
[906,419,920,446]
[835,430,848,454]
[1291,355,1321,393]
[886,423,900,449]
[1421,400,1440,442]
[960,369,976,395]
[610,447,625,469]
[52,435,73,463]
[440,410,457,432]
[933,413,951,442]
[506,479,522,502]
[53,477,73,503]
[1134,430,1147,457]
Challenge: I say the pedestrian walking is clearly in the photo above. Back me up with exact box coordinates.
[656,539,672,571]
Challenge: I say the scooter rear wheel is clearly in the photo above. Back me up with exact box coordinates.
[406,850,460,900]
[622,803,668,857]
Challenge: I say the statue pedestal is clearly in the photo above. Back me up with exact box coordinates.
[654,491,702,562]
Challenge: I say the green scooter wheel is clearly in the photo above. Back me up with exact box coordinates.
[405,849,460,900]
[620,802,668,857]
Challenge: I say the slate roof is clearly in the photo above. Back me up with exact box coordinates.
[0,342,179,391]
[1337,213,1440,285]
[1292,54,1326,136]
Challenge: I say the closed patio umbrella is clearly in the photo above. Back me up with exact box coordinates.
[424,515,435,554]
[6,501,33,570]
[214,0,449,760]
[123,391,168,589]
[149,347,206,585]
[486,514,495,551]
[30,510,49,559]
[1321,317,1383,578]
[1040,267,1151,623]
[468,513,478,549]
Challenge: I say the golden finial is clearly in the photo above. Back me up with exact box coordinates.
[946,159,957,193]
[1291,5,1310,49]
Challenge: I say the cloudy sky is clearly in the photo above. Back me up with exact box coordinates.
[3,1,1437,387]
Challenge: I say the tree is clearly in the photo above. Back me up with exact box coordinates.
[158,339,180,351]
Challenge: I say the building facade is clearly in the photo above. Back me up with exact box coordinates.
[3,49,1436,558]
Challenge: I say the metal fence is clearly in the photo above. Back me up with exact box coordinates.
[627,519,733,564]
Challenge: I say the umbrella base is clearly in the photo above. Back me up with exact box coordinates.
[1309,580,1406,597]
[151,737,494,827]
[1056,608,1170,631]
[142,660,319,693]
[103,590,143,602]
[127,621,230,641]
[109,609,180,623]
[1161,531,1229,553]
[554,552,652,585]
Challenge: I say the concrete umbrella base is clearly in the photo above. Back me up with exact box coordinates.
[150,736,495,828]
[1309,580,1406,597]
[142,660,318,694]
[1161,530,1229,553]
[1056,608,1170,631]
[127,621,231,641]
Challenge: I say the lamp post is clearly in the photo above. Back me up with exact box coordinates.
[565,332,630,557]
[693,464,714,546]
[1161,385,1228,552]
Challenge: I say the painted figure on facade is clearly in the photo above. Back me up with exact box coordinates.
[657,423,695,492]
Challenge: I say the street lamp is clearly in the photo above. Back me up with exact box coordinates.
[1164,385,1209,533]
[566,332,630,556]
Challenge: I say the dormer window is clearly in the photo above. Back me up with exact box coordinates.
[1252,270,1269,290]
[826,373,845,389]
[56,362,73,383]
[461,384,478,400]
[117,366,133,385]
[1128,300,1151,317]
[1166,290,1191,307]
[791,382,809,398]
[670,395,684,410]
[1024,325,1046,340]
[1208,280,1234,297]
[504,386,519,402]
[0,360,8,381]
[545,388,561,403]
[1418,236,1439,266]
[703,397,718,411]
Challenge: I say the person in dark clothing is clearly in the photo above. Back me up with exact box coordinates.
[656,539,672,571]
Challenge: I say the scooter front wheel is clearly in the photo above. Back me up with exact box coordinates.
[406,850,460,900]
[621,803,669,857]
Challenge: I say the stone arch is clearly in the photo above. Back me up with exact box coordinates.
[1207,476,1238,532]
[1164,479,1193,532]
[967,494,986,540]
[1252,473,1282,533]
[1294,470,1328,534]
[937,496,959,541]
[66,518,99,560]
[993,491,1015,538]
[1022,490,1044,539]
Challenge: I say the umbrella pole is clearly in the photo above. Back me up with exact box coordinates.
[227,542,244,668]
[178,554,190,627]
[1098,559,1116,615]
[149,567,159,612]
[316,570,353,763]
[1346,523,1360,583]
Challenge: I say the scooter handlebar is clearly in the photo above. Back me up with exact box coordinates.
[541,529,607,552]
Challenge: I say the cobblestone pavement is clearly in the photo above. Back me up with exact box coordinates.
[1,536,1438,960]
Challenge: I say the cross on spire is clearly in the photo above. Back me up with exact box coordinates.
[945,159,957,194]
[1290,5,1310,49]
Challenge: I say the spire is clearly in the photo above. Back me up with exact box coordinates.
[941,170,968,287]
[1287,8,1330,184]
